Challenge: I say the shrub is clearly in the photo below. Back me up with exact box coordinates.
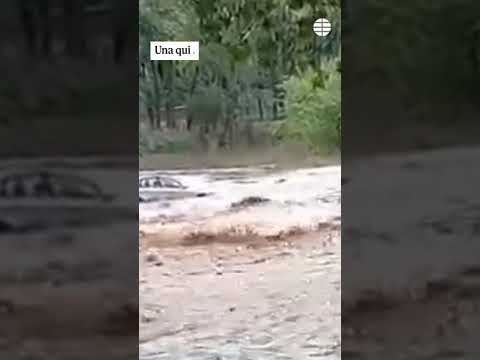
[278,63,341,153]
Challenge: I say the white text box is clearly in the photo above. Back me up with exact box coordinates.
[150,41,199,61]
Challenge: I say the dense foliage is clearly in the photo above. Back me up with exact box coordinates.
[277,63,340,153]
[344,0,480,118]
[139,0,341,155]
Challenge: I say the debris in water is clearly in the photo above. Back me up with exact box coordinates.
[0,299,15,313]
[231,196,270,209]
[213,262,224,275]
[145,252,160,263]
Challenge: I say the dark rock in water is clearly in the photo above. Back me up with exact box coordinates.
[0,218,50,234]
[139,175,186,189]
[0,220,14,233]
[140,189,209,202]
[234,179,258,184]
[0,299,14,313]
[145,252,159,263]
[0,170,114,202]
[103,302,139,335]
[231,196,270,209]
[0,219,43,234]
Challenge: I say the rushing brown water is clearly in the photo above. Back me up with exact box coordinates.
[0,158,137,359]
[139,165,341,359]
[342,147,480,358]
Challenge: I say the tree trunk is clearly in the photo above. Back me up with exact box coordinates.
[186,66,199,131]
[471,27,480,75]
[271,69,279,120]
[199,122,209,151]
[189,65,199,96]
[165,62,176,129]
[113,27,127,64]
[147,106,155,129]
[64,0,85,58]
[39,1,51,59]
[20,0,52,59]
[245,121,254,145]
[228,118,235,150]
[149,61,162,129]
[245,94,251,118]
[257,97,264,121]
[112,0,136,64]
[20,0,35,56]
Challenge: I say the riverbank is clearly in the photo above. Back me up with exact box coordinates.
[140,144,340,171]
[140,227,341,359]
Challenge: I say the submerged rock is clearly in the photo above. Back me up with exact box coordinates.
[231,196,271,209]
[139,195,155,203]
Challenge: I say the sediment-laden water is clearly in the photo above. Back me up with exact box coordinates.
[139,165,341,359]
[342,147,480,359]
[0,158,138,359]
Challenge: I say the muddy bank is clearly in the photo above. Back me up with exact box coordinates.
[343,147,480,309]
[140,147,339,171]
[343,270,480,359]
[342,146,480,358]
[140,229,341,359]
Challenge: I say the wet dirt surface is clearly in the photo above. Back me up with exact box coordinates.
[139,165,341,359]
[342,147,480,359]
[0,158,137,359]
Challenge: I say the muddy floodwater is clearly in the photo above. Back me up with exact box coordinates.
[139,165,341,359]
[0,158,137,359]
[342,147,480,358]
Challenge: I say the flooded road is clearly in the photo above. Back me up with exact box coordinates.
[342,147,480,359]
[0,158,137,359]
[140,165,340,236]
[139,165,341,359]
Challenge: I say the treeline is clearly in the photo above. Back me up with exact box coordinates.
[0,0,137,121]
[8,0,136,64]
[139,0,341,154]
[344,0,480,123]
[340,0,480,155]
